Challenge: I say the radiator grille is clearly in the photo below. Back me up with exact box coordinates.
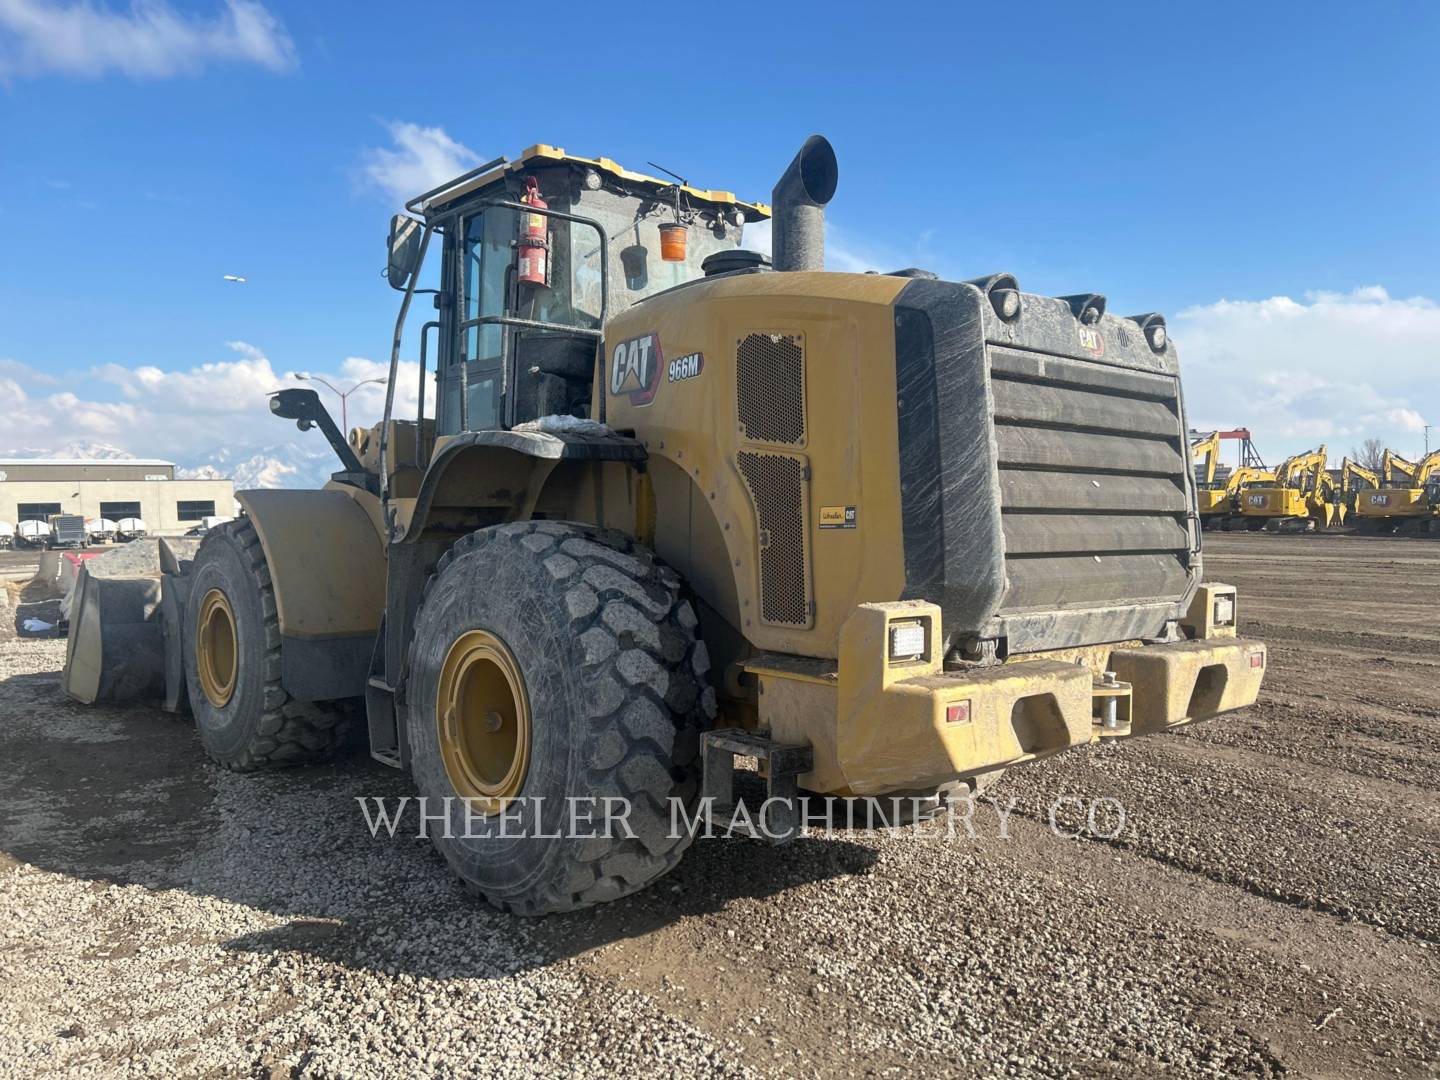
[989,348,1192,611]
[737,333,805,445]
[737,450,811,626]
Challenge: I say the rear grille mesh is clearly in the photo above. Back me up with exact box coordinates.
[737,450,811,627]
[737,333,806,445]
[989,348,1191,611]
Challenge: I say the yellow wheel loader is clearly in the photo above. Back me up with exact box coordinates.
[66,137,1266,914]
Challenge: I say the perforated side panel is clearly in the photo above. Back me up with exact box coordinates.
[737,450,812,627]
[737,333,805,445]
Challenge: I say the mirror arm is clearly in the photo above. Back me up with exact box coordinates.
[268,390,364,474]
[379,223,434,518]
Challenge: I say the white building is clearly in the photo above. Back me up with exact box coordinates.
[0,459,236,535]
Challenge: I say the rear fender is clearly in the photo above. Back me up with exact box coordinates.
[395,428,647,543]
[382,429,647,691]
[237,487,386,701]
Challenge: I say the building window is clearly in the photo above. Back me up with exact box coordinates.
[17,502,62,522]
[176,500,216,521]
[100,501,142,520]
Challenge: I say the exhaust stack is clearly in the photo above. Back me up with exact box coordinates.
[770,135,839,272]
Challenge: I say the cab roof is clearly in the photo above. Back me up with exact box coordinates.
[416,143,772,221]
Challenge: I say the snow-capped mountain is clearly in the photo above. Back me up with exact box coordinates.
[1,440,140,461]
[3,438,337,489]
[177,442,337,489]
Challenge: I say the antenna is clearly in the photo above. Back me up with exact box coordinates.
[647,161,689,224]
[645,161,689,187]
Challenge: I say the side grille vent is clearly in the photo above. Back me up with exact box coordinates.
[737,333,806,445]
[736,450,812,627]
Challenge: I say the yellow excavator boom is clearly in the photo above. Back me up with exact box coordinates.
[1275,444,1329,487]
[1386,450,1419,484]
[1339,456,1380,492]
[1190,430,1222,486]
[1414,450,1440,487]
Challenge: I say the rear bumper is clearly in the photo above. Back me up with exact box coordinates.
[754,600,1266,797]
[1108,637,1266,735]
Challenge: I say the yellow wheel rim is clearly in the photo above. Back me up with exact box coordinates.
[196,588,238,708]
[436,630,531,815]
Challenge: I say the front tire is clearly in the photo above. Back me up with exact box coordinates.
[406,522,715,915]
[183,520,352,770]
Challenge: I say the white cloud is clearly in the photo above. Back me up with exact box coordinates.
[1,343,420,489]
[0,0,295,80]
[1175,286,1439,463]
[0,357,59,386]
[359,121,482,209]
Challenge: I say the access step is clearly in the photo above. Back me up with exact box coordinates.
[700,728,813,844]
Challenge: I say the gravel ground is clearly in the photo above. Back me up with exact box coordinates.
[1,534,1437,1077]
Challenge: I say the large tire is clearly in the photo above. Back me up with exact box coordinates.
[183,520,352,770]
[406,521,714,915]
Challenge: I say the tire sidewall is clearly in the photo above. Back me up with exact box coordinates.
[184,529,271,761]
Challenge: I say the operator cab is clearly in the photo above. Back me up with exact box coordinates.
[389,146,770,436]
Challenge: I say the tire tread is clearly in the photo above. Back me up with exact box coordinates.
[408,521,714,914]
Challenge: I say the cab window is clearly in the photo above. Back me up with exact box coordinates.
[440,204,606,434]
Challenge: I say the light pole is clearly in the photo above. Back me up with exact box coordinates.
[289,372,388,432]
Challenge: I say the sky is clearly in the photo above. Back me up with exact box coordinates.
[2,0,1438,485]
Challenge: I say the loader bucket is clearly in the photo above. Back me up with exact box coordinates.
[61,538,200,706]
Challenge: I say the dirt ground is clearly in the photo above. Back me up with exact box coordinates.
[0,533,1436,1078]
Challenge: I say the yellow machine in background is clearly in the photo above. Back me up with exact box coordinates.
[1388,451,1419,485]
[1191,431,1225,523]
[1237,445,1342,530]
[1338,456,1381,518]
[1191,428,1269,530]
[1206,466,1276,529]
[1353,450,1440,535]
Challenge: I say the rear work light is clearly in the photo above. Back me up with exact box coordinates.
[888,621,927,663]
[1213,594,1235,627]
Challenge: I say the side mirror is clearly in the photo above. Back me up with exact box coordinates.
[268,387,322,421]
[268,389,366,474]
[386,214,423,290]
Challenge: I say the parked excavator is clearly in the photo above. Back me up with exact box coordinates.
[1337,456,1382,518]
[1237,445,1342,531]
[1205,465,1277,530]
[1191,428,1269,530]
[1352,449,1440,535]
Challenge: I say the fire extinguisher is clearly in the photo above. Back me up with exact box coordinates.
[517,176,548,286]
